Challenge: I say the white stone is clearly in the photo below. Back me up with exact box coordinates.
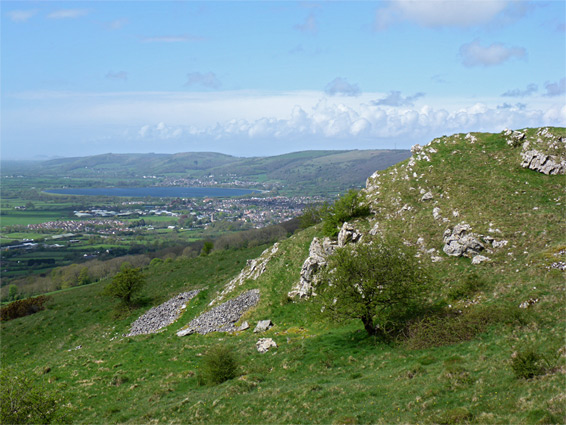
[256,338,277,353]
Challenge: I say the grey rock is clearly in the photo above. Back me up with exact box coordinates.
[421,191,433,201]
[236,321,249,331]
[177,289,260,336]
[128,290,201,337]
[471,255,490,265]
[288,237,336,299]
[253,320,273,333]
[443,224,485,258]
[210,243,279,306]
[256,338,277,353]
[338,222,362,247]
[521,150,565,175]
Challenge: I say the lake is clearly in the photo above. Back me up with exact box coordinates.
[44,187,262,198]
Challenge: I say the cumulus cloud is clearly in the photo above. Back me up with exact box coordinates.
[105,71,128,81]
[47,9,89,19]
[142,35,204,43]
[375,0,509,30]
[372,91,425,107]
[324,78,360,97]
[130,97,565,148]
[294,13,318,34]
[138,122,183,139]
[7,9,38,22]
[543,78,565,97]
[501,83,537,97]
[185,72,222,89]
[459,40,526,67]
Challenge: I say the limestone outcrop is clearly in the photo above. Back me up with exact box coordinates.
[443,224,485,258]
[210,243,279,306]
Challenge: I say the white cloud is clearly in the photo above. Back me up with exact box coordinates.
[5,89,565,157]
[138,122,183,140]
[544,78,565,97]
[375,0,509,30]
[7,9,38,22]
[372,91,425,107]
[185,72,222,89]
[47,9,89,19]
[459,40,526,67]
[501,83,538,97]
[324,77,360,97]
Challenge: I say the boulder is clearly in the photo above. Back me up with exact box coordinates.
[443,224,484,258]
[256,338,277,353]
[253,320,273,333]
[471,255,490,265]
[337,222,362,247]
[236,321,249,331]
[421,191,433,201]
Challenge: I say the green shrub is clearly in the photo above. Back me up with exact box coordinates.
[318,236,433,338]
[511,349,545,379]
[322,189,371,237]
[0,295,51,321]
[199,345,239,385]
[102,264,145,307]
[0,369,71,424]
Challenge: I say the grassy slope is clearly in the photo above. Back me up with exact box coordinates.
[1,128,565,424]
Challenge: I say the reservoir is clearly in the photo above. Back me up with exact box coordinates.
[44,187,262,198]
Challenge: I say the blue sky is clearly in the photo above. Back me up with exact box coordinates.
[1,0,565,159]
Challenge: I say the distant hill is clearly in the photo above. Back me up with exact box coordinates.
[4,149,411,196]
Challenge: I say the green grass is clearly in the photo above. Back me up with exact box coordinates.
[2,128,565,424]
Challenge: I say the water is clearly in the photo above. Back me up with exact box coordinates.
[44,186,261,198]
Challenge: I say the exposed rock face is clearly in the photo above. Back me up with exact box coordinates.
[253,320,273,333]
[256,338,277,353]
[520,150,565,175]
[210,243,279,306]
[177,289,259,336]
[288,237,336,299]
[507,127,566,175]
[127,290,201,337]
[338,222,362,247]
[443,224,485,258]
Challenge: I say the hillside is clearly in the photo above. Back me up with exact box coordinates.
[2,149,411,196]
[1,128,565,424]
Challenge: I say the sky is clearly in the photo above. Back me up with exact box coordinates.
[1,0,565,159]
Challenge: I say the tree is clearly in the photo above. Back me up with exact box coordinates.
[102,264,145,306]
[318,237,432,338]
[322,189,371,237]
[8,285,18,301]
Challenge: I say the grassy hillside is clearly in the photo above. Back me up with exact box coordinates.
[1,128,565,424]
[3,149,411,196]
